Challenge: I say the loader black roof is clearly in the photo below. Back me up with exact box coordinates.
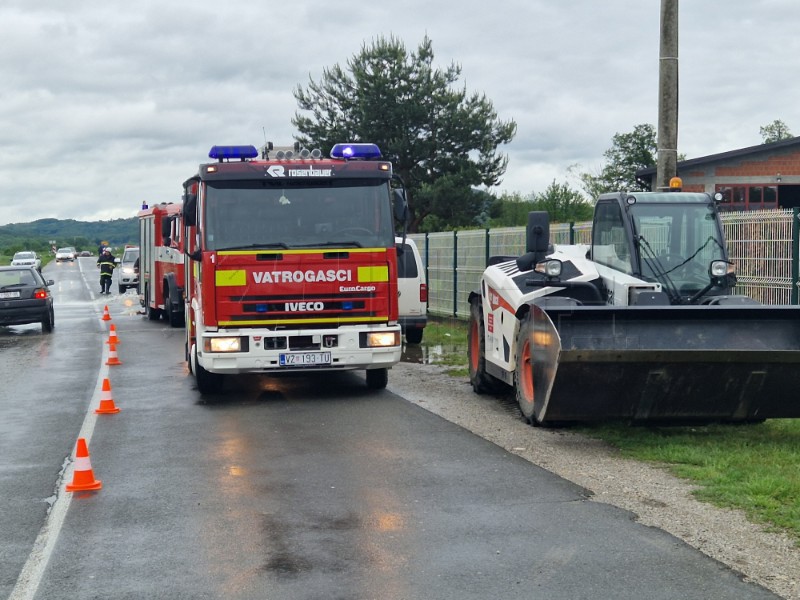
[599,191,713,205]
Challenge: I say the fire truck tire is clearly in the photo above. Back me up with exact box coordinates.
[193,345,224,394]
[144,284,161,320]
[185,342,193,374]
[365,368,388,390]
[468,298,504,394]
[165,283,185,328]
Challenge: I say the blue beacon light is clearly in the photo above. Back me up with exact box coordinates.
[208,145,259,160]
[330,143,382,160]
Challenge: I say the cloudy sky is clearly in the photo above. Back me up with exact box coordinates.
[1,0,798,226]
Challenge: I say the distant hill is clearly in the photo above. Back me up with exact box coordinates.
[0,217,138,253]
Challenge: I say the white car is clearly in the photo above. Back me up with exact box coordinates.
[396,236,428,344]
[55,247,76,262]
[11,251,42,271]
[117,246,140,293]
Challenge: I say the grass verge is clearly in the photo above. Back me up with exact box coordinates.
[583,420,800,544]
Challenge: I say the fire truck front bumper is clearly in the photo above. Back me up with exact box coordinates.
[196,326,402,374]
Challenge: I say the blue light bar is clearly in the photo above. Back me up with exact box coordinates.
[208,145,259,160]
[330,143,382,160]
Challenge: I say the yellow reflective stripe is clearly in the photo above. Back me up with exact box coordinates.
[216,269,247,286]
[218,316,387,326]
[357,265,388,283]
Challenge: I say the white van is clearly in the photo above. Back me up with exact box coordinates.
[396,236,427,344]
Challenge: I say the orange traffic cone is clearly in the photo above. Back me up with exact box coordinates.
[101,305,111,321]
[106,343,122,366]
[65,438,102,492]
[95,378,120,414]
[105,324,120,345]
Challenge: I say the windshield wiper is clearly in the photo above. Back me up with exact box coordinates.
[218,243,289,250]
[293,241,364,248]
[635,235,682,304]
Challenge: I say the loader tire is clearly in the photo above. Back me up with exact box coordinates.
[468,299,504,394]
[514,315,539,425]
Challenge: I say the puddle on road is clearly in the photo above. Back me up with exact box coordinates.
[401,342,465,365]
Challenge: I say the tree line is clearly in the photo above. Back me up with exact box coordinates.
[0,217,137,256]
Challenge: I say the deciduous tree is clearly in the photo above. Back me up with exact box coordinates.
[760,119,793,144]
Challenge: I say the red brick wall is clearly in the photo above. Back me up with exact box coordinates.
[715,149,800,176]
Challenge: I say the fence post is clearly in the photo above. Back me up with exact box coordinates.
[793,208,799,305]
[485,228,490,268]
[453,231,458,317]
[423,233,430,293]
[569,222,575,245]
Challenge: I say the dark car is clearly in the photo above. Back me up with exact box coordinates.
[0,266,55,332]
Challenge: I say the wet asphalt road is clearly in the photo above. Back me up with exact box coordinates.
[0,258,781,599]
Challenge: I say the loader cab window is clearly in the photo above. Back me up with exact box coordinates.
[630,201,727,295]
[591,201,633,274]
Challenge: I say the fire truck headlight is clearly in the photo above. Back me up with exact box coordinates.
[365,331,401,348]
[205,337,243,353]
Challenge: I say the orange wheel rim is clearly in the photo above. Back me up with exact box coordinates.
[520,340,534,404]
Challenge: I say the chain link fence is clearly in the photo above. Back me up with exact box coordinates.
[410,208,800,318]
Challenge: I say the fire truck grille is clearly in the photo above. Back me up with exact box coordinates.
[241,301,366,313]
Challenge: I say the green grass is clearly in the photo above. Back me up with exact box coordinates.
[420,315,800,545]
[583,420,800,543]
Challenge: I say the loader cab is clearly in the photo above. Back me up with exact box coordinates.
[593,192,732,303]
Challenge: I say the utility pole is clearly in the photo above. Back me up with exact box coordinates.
[657,0,679,190]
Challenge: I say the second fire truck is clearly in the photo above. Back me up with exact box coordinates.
[137,201,186,327]
[181,142,408,394]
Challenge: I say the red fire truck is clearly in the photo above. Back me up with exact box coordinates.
[181,142,408,394]
[137,201,186,327]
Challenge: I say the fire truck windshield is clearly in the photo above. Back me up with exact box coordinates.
[203,179,395,251]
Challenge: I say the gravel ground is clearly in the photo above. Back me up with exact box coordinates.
[387,361,800,600]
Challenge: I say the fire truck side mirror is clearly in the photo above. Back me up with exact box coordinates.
[182,193,197,226]
[393,189,408,223]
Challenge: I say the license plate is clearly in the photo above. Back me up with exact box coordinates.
[279,352,332,366]
[0,291,20,299]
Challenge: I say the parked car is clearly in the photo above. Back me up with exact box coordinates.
[55,247,77,262]
[10,251,41,271]
[118,246,140,293]
[396,236,428,344]
[0,266,55,332]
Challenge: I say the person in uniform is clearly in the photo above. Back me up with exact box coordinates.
[96,248,116,294]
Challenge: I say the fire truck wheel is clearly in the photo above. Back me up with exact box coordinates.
[193,345,224,394]
[365,368,388,390]
[185,342,193,374]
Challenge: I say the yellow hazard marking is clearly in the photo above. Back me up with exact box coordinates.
[357,265,388,283]
[216,269,247,287]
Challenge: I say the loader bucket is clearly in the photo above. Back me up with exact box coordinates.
[528,303,800,424]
